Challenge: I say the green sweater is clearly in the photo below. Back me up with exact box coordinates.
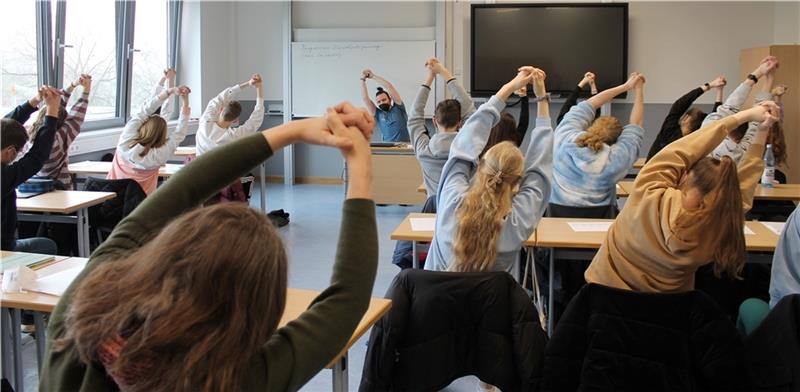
[39,133,379,391]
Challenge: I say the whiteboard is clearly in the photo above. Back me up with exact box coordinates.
[291,41,436,118]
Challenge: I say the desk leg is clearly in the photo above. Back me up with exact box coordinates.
[412,241,419,269]
[259,163,267,213]
[33,312,46,373]
[547,249,555,336]
[1,309,13,384]
[77,208,90,257]
[10,309,23,392]
[332,353,348,392]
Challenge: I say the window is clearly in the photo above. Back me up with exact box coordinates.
[130,0,168,115]
[61,0,118,121]
[11,0,182,130]
[0,3,38,116]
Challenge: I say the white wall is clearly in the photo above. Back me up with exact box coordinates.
[457,1,790,104]
[773,1,800,45]
[292,1,435,29]
[235,1,285,101]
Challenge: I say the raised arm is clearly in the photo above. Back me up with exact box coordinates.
[432,58,476,120]
[229,74,265,137]
[557,72,593,124]
[407,65,434,154]
[515,89,529,137]
[158,68,176,119]
[437,70,532,203]
[629,74,645,127]
[129,87,192,168]
[703,57,777,126]
[1,88,61,191]
[713,82,725,112]
[202,78,250,121]
[370,72,403,105]
[736,115,771,212]
[635,103,775,197]
[360,69,377,117]
[61,75,91,144]
[496,68,553,252]
[586,72,639,110]
[4,90,43,124]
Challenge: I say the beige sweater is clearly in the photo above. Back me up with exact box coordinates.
[585,116,764,292]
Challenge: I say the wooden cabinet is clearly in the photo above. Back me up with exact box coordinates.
[740,45,799,183]
[370,146,428,205]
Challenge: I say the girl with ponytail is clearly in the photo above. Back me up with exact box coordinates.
[425,67,553,273]
[550,72,646,209]
[585,100,780,292]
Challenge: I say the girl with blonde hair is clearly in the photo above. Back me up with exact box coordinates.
[40,102,378,392]
[425,67,553,273]
[550,72,646,209]
[585,100,780,292]
[107,78,191,195]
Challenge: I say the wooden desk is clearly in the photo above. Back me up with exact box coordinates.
[369,146,426,205]
[633,157,645,169]
[417,183,426,194]
[0,256,391,392]
[174,146,196,156]
[616,183,631,198]
[617,181,800,202]
[531,217,779,334]
[0,255,88,390]
[279,288,392,391]
[68,161,183,178]
[16,191,116,257]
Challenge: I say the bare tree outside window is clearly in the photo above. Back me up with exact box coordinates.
[0,3,38,120]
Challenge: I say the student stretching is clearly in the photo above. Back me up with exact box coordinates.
[409,58,475,197]
[555,71,600,126]
[646,76,726,161]
[107,84,191,195]
[361,69,410,142]
[425,67,553,273]
[390,58,475,269]
[550,72,645,210]
[705,56,778,163]
[584,100,779,292]
[1,87,62,253]
[40,103,378,391]
[481,85,529,157]
[196,74,264,203]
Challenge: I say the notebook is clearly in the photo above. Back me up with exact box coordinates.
[0,252,56,272]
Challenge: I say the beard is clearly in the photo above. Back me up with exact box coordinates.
[378,103,391,111]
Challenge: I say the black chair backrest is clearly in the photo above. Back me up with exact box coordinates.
[83,177,146,228]
[547,203,616,219]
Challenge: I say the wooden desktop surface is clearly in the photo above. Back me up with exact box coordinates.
[279,288,392,368]
[174,146,196,156]
[16,191,116,214]
[68,161,183,177]
[0,256,87,312]
[617,181,800,201]
[534,217,778,251]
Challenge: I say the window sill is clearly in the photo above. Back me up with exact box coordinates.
[67,118,199,157]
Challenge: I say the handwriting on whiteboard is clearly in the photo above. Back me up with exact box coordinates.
[300,43,383,59]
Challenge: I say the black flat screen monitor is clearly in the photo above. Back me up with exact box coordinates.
[471,3,628,97]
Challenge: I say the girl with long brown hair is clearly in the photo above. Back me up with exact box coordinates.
[40,103,378,392]
[584,101,780,292]
[106,76,191,195]
[425,67,553,273]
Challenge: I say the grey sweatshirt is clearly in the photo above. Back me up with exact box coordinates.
[408,78,476,196]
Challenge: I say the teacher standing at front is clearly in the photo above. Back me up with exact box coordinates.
[360,69,410,142]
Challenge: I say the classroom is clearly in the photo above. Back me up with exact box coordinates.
[1,1,799,391]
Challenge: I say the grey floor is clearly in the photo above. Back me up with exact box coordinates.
[14,183,479,392]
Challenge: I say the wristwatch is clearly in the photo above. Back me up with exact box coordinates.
[534,93,551,102]
[747,74,759,83]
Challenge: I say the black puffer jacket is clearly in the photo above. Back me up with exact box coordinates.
[542,284,749,392]
[359,270,547,392]
[746,294,800,392]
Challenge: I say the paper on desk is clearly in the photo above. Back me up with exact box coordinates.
[25,265,85,296]
[410,217,436,231]
[761,222,785,236]
[568,222,613,232]
[744,226,755,235]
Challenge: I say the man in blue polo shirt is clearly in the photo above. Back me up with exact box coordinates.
[360,69,410,142]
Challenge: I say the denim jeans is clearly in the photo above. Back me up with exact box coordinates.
[14,237,57,255]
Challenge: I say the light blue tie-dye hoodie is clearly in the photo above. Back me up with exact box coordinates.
[769,205,800,308]
[425,95,553,273]
[551,101,644,207]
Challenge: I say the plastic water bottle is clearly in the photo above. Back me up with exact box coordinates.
[761,144,775,188]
